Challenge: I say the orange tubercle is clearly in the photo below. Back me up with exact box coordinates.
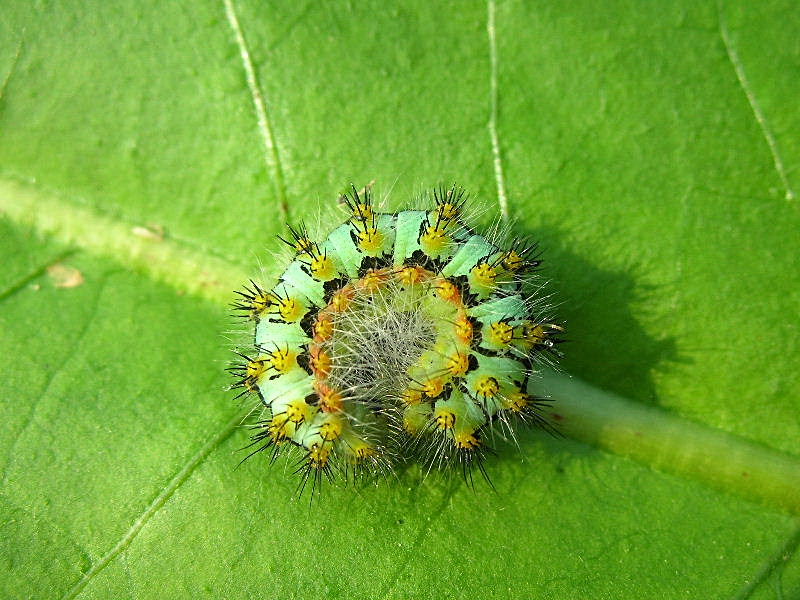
[454,312,473,344]
[435,279,460,303]
[310,347,332,378]
[315,381,345,412]
[447,352,470,377]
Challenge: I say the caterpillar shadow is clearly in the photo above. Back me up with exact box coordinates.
[520,220,683,407]
[483,218,686,482]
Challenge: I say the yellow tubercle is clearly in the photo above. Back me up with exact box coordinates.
[308,443,332,468]
[514,321,564,348]
[454,430,481,450]
[357,227,385,254]
[347,438,377,462]
[285,399,312,423]
[313,314,334,342]
[401,388,423,406]
[474,376,500,399]
[319,416,344,442]
[435,202,460,221]
[454,312,473,344]
[423,377,445,399]
[245,357,269,385]
[268,347,297,374]
[522,322,546,345]
[315,381,345,412]
[310,347,332,378]
[329,288,353,312]
[268,412,294,442]
[398,265,425,286]
[503,390,530,413]
[361,269,387,291]
[294,236,315,255]
[309,255,338,281]
[277,297,305,322]
[470,262,497,289]
[351,202,373,222]
[487,321,514,347]
[250,291,274,320]
[434,408,456,430]
[420,225,451,257]
[500,250,524,272]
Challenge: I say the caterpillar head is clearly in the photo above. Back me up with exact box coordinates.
[229,184,564,495]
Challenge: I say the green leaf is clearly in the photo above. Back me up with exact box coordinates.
[2,1,799,598]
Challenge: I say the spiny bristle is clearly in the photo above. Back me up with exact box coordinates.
[228,184,564,497]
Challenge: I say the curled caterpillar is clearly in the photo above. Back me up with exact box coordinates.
[229,184,564,495]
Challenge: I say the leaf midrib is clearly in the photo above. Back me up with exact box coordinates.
[2,174,799,517]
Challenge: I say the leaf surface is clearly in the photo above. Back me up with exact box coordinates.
[1,1,799,598]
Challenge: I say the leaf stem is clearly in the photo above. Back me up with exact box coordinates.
[536,370,800,514]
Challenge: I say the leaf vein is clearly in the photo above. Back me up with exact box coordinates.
[0,38,23,104]
[1,266,104,487]
[486,0,510,221]
[223,0,290,218]
[733,522,800,600]
[59,411,245,600]
[719,11,796,201]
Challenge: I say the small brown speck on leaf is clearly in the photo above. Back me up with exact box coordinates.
[47,263,85,289]
[132,223,165,241]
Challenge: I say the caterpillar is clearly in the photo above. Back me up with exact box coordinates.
[228,184,564,495]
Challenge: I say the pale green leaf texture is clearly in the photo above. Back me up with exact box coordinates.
[1,1,799,599]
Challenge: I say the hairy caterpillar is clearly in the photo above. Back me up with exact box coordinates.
[229,185,563,495]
